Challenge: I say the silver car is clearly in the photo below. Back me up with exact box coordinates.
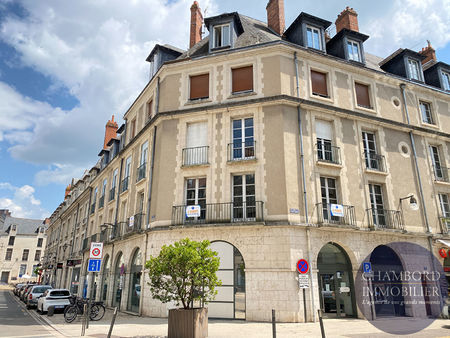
[25,285,52,309]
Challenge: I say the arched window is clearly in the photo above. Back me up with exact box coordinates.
[127,248,142,313]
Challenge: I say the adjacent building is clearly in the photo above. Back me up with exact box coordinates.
[43,1,450,322]
[0,209,47,284]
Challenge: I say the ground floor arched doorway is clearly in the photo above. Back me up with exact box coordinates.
[317,242,356,318]
[208,241,245,319]
[101,255,110,302]
[127,248,142,313]
[112,252,124,308]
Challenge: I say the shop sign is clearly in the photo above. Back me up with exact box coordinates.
[129,215,135,228]
[330,204,344,217]
[340,286,350,293]
[47,264,54,269]
[186,205,201,218]
[56,263,63,269]
[74,259,82,265]
[439,248,448,258]
[67,260,74,267]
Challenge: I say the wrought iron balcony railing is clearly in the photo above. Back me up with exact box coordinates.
[137,163,147,182]
[316,142,341,165]
[367,208,403,230]
[109,187,116,202]
[172,201,264,226]
[364,152,386,172]
[433,165,449,182]
[182,146,209,166]
[439,216,450,234]
[316,203,356,227]
[120,176,129,193]
[227,141,256,161]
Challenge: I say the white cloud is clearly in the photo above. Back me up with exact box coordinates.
[0,182,49,219]
[34,164,86,186]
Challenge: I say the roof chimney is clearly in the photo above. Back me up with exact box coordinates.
[104,115,118,149]
[266,0,285,36]
[190,1,203,48]
[419,40,436,65]
[335,7,359,33]
[64,184,71,199]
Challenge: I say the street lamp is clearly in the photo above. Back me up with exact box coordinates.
[400,195,419,211]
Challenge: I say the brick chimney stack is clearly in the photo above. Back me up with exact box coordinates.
[419,40,436,64]
[190,1,203,48]
[266,0,285,36]
[103,115,118,149]
[64,184,71,199]
[335,7,359,33]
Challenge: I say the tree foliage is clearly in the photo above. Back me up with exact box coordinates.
[145,238,221,309]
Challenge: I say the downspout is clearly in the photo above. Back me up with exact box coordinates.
[146,127,158,226]
[294,52,315,322]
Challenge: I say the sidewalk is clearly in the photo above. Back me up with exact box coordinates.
[39,308,450,338]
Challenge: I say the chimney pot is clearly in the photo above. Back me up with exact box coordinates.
[266,0,285,36]
[335,7,359,33]
[104,115,118,149]
[419,40,436,64]
[190,1,203,48]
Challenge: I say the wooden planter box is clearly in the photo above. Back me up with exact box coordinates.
[168,307,208,338]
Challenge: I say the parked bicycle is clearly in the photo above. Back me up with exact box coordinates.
[64,296,105,323]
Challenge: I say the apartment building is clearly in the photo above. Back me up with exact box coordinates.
[43,1,450,322]
[0,209,47,284]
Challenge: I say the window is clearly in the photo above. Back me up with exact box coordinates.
[184,122,208,165]
[369,184,386,226]
[22,249,29,261]
[232,66,253,94]
[213,24,230,48]
[442,71,450,91]
[430,145,447,181]
[311,70,328,97]
[110,168,118,201]
[8,236,15,246]
[130,119,136,139]
[189,74,209,100]
[90,187,97,214]
[320,177,338,222]
[19,264,26,277]
[99,179,107,208]
[232,174,256,221]
[137,141,148,181]
[39,227,44,233]
[34,250,41,261]
[37,238,43,248]
[11,224,16,231]
[231,117,255,160]
[439,194,450,217]
[122,156,132,192]
[306,25,322,50]
[5,248,12,261]
[185,178,206,221]
[136,191,145,215]
[347,40,361,62]
[408,58,421,81]
[147,100,153,120]
[355,83,371,109]
[362,131,383,171]
[419,101,434,124]
[316,120,338,164]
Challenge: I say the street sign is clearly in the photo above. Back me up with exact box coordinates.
[297,259,309,274]
[186,205,201,218]
[88,259,101,272]
[90,242,103,259]
[363,262,372,273]
[330,204,344,217]
[298,274,310,288]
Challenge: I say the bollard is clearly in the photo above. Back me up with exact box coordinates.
[107,307,119,338]
[272,309,276,338]
[47,306,55,317]
[318,309,326,338]
[81,303,87,336]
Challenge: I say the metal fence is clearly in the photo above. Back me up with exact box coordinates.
[367,208,403,230]
[364,152,386,172]
[316,203,356,226]
[227,141,256,161]
[182,146,209,166]
[316,143,341,165]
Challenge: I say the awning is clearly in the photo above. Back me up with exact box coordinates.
[437,239,450,248]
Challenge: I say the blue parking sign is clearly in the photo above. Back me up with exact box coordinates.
[363,262,372,273]
[88,259,101,272]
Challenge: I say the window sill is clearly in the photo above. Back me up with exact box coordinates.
[355,105,376,114]
[228,91,256,99]
[364,168,389,176]
[181,163,210,169]
[311,93,333,103]
[434,179,450,186]
[316,160,342,169]
[186,98,212,105]
[136,177,147,186]
[108,198,115,204]
[119,189,129,197]
[420,122,439,130]
[227,157,257,165]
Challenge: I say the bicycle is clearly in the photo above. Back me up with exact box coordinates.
[64,296,106,323]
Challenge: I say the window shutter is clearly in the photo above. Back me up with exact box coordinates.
[190,74,209,100]
[355,83,371,108]
[232,66,253,93]
[316,120,332,140]
[311,70,328,97]
[186,122,207,148]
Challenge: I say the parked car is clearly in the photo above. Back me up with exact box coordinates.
[25,285,52,309]
[13,284,25,296]
[16,284,27,297]
[37,289,71,314]
[20,284,34,301]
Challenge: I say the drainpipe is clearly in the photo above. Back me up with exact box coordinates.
[294,52,315,322]
[146,127,158,226]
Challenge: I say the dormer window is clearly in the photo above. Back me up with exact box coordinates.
[347,40,362,62]
[408,58,421,81]
[213,24,231,48]
[442,71,450,90]
[306,25,322,50]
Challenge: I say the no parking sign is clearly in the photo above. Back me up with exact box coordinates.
[297,259,309,274]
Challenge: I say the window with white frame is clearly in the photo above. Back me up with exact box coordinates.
[430,145,447,181]
[442,71,450,91]
[232,174,256,221]
[213,24,231,48]
[306,25,322,50]
[438,193,450,232]
[408,58,421,81]
[419,101,434,124]
[320,177,338,222]
[316,120,337,163]
[110,168,118,201]
[184,122,208,166]
[231,118,255,160]
[347,40,361,62]
[368,183,386,226]
[362,131,382,171]
[185,178,206,220]
[137,141,148,181]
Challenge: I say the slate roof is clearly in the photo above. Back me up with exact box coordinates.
[0,215,46,235]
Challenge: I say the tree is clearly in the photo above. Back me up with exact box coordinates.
[145,238,221,309]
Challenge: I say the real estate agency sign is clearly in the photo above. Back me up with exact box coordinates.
[90,242,104,259]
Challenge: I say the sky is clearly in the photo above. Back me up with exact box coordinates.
[0,0,449,220]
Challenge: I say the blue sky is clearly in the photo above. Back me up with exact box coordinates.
[0,0,449,219]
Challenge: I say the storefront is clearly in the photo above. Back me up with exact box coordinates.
[70,267,81,295]
[112,252,124,308]
[127,249,142,313]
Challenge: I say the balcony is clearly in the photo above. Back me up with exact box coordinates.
[81,233,99,251]
[433,166,449,183]
[109,187,116,202]
[316,143,341,165]
[316,203,356,227]
[227,141,256,162]
[172,201,264,226]
[182,146,209,166]
[120,176,129,193]
[99,195,105,209]
[137,163,147,182]
[367,208,403,230]
[439,216,450,234]
[364,152,386,172]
